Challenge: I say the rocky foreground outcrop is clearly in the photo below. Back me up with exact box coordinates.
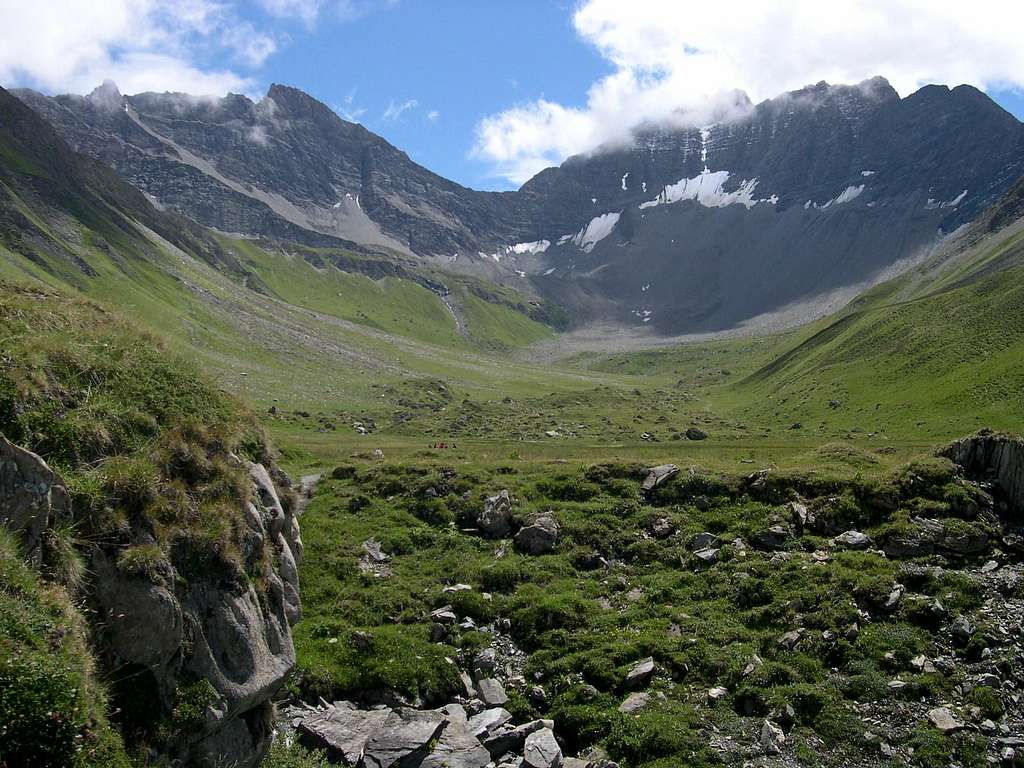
[943,430,1024,516]
[0,436,304,768]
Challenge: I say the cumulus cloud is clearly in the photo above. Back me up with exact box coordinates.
[382,98,418,121]
[0,0,276,96]
[258,0,398,24]
[474,0,1024,185]
[426,109,440,122]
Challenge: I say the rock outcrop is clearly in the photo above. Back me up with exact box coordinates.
[943,431,1024,515]
[0,436,68,566]
[0,436,302,768]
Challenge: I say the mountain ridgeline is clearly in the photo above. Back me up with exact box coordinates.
[13,77,1024,332]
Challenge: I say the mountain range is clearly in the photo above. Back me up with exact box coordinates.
[12,76,1024,333]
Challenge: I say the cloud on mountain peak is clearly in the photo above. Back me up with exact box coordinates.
[474,0,1024,185]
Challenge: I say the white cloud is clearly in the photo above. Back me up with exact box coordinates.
[0,0,276,96]
[382,98,418,121]
[474,0,1024,185]
[426,109,440,122]
[259,0,322,25]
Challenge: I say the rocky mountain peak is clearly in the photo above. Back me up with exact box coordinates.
[86,79,123,110]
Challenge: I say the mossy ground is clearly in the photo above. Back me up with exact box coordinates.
[287,446,1005,768]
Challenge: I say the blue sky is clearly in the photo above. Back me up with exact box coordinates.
[2,1,1023,191]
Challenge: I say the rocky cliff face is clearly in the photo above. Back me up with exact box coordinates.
[0,435,302,768]
[13,77,1024,332]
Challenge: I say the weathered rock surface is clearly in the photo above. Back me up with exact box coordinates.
[641,464,678,492]
[943,431,1024,515]
[479,490,514,538]
[516,514,560,554]
[361,708,448,768]
[0,436,68,566]
[523,727,563,768]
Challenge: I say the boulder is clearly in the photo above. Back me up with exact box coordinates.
[482,719,552,759]
[476,678,509,707]
[524,727,563,768]
[685,427,708,441]
[0,436,68,567]
[420,704,492,768]
[362,708,449,768]
[641,464,678,491]
[761,719,785,755]
[835,530,872,549]
[468,708,513,739]
[649,517,675,539]
[927,707,964,734]
[515,515,560,555]
[297,702,391,764]
[618,692,650,713]
[751,525,791,551]
[625,657,655,689]
[692,548,720,570]
[479,491,513,538]
[691,532,720,550]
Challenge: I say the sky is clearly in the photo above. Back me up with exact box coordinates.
[1,0,1023,191]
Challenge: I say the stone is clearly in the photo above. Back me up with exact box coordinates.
[692,548,720,569]
[468,707,513,739]
[707,687,729,705]
[884,585,904,612]
[685,427,708,441]
[515,514,560,555]
[473,648,498,677]
[942,432,1024,513]
[835,530,872,549]
[951,614,975,646]
[431,605,457,623]
[479,490,514,538]
[649,517,675,539]
[625,657,655,689]
[761,719,786,755]
[641,464,678,492]
[926,707,964,734]
[523,727,562,768]
[691,532,720,550]
[618,692,650,713]
[0,436,69,567]
[372,448,385,460]
[420,705,492,768]
[476,678,509,707]
[297,702,391,764]
[362,708,448,768]
[778,630,803,650]
[751,525,791,551]
[788,501,810,530]
[482,719,552,759]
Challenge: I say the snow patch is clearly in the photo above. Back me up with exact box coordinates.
[509,240,550,255]
[809,184,866,210]
[543,267,556,276]
[573,212,621,253]
[621,172,630,191]
[639,169,768,210]
[642,181,647,193]
[861,170,876,177]
[557,234,573,245]
[925,189,968,210]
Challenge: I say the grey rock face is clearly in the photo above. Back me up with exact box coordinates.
[515,514,560,555]
[523,727,563,768]
[618,692,650,714]
[927,707,965,734]
[362,708,449,768]
[943,432,1024,515]
[479,490,514,538]
[0,436,68,566]
[298,702,392,764]
[641,464,678,492]
[477,678,509,707]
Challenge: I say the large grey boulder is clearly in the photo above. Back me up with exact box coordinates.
[420,704,492,768]
[515,514,560,555]
[298,702,392,764]
[524,727,563,768]
[479,490,514,538]
[0,436,68,566]
[625,657,655,689]
[476,678,509,707]
[362,708,449,768]
[834,530,872,550]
